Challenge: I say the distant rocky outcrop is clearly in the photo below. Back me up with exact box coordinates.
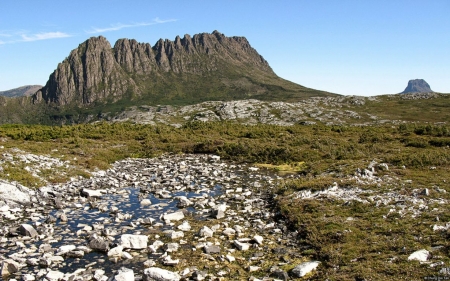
[401,79,433,94]
[0,85,42,98]
[32,31,285,107]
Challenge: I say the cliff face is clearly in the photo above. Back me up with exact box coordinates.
[33,31,273,106]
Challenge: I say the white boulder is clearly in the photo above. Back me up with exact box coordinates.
[120,234,148,249]
[143,267,181,281]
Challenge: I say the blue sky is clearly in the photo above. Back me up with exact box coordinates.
[0,0,448,96]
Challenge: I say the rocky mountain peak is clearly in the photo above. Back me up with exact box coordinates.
[402,79,433,94]
[32,31,275,107]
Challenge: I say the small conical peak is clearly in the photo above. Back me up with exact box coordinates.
[402,79,433,94]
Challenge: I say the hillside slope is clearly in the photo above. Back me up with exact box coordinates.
[0,85,42,98]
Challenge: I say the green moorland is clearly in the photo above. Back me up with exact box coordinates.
[1,121,450,279]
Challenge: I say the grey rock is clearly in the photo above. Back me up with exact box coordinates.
[120,234,148,249]
[176,196,193,208]
[177,221,191,231]
[45,215,57,224]
[162,211,185,222]
[234,240,251,251]
[89,237,110,252]
[0,180,33,206]
[270,267,289,281]
[66,250,85,258]
[143,267,181,281]
[1,259,20,276]
[420,188,429,196]
[141,218,155,225]
[82,188,103,198]
[161,255,179,266]
[164,243,179,252]
[22,274,36,281]
[253,235,263,245]
[45,270,65,281]
[291,261,321,278]
[204,245,221,254]
[108,245,124,257]
[211,204,227,219]
[112,267,134,281]
[408,249,429,261]
[18,224,38,238]
[192,270,207,280]
[165,230,184,240]
[140,199,152,206]
[199,226,214,238]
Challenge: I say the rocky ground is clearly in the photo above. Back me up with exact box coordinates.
[1,153,449,280]
[0,154,321,281]
[102,97,381,127]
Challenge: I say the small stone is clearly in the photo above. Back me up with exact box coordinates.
[177,221,191,231]
[45,215,57,224]
[120,234,148,249]
[141,218,155,225]
[253,235,263,245]
[94,269,105,281]
[408,249,430,262]
[165,230,184,240]
[420,188,429,196]
[176,196,193,208]
[60,213,68,222]
[162,255,180,266]
[291,261,321,278]
[143,260,156,268]
[18,224,38,237]
[121,251,133,260]
[162,211,185,222]
[199,226,214,238]
[204,245,221,254]
[211,204,227,219]
[143,267,180,281]
[164,243,179,252]
[45,270,65,281]
[226,255,235,262]
[89,237,110,252]
[222,228,236,236]
[1,259,20,276]
[234,240,250,251]
[112,267,134,281]
[82,188,103,198]
[57,245,76,255]
[22,274,36,281]
[140,199,152,206]
[108,245,124,257]
[248,266,261,272]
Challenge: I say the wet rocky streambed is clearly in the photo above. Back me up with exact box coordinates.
[0,154,319,280]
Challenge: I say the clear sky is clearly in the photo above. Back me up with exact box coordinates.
[0,0,448,96]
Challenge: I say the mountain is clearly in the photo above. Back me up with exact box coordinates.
[31,30,334,110]
[401,79,433,93]
[0,85,42,98]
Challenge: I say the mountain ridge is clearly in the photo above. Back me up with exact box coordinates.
[32,30,328,109]
[0,85,42,98]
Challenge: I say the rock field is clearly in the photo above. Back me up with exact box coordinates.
[1,153,448,280]
[104,97,382,127]
[0,154,321,280]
